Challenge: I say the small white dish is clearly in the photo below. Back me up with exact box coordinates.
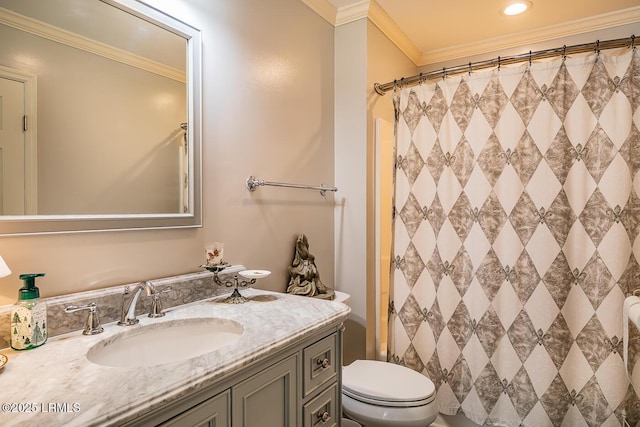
[239,270,271,279]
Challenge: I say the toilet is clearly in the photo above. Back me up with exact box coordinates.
[333,291,438,427]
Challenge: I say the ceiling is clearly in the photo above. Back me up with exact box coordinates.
[323,0,640,66]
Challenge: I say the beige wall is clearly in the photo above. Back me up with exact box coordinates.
[366,22,417,359]
[335,18,368,364]
[0,0,335,306]
[335,18,416,363]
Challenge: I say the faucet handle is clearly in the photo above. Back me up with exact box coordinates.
[64,303,104,335]
[149,286,172,318]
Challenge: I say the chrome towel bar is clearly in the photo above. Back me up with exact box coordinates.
[246,176,337,196]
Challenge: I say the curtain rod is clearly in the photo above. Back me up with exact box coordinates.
[374,35,636,95]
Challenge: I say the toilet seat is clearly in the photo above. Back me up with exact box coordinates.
[342,360,436,408]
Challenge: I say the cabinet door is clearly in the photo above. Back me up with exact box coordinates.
[232,354,298,427]
[160,390,230,427]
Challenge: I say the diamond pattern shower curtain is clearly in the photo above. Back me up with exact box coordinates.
[389,48,640,426]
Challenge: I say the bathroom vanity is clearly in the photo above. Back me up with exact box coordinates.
[0,288,349,426]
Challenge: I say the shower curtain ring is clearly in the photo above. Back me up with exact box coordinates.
[468,62,472,75]
[442,67,447,80]
[498,56,501,71]
[596,40,600,56]
[562,45,567,61]
[632,35,636,50]
[418,72,424,85]
[529,51,532,66]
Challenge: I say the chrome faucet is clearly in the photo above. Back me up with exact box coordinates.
[64,302,104,335]
[118,281,156,326]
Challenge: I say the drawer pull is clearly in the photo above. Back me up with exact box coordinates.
[317,358,330,369]
[317,411,330,423]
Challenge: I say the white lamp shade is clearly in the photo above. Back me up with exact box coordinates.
[0,256,11,278]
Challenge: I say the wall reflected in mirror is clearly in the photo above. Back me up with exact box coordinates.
[0,0,188,216]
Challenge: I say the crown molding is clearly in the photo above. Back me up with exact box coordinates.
[299,0,337,25]
[305,0,422,64]
[419,6,640,66]
[367,1,421,64]
[335,0,369,25]
[0,6,185,82]
[301,1,640,67]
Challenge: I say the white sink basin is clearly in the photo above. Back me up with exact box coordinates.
[87,317,243,368]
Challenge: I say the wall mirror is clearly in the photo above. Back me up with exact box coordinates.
[0,0,202,235]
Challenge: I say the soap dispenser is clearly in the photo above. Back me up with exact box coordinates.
[11,273,47,350]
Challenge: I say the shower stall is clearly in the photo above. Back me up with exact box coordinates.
[379,37,640,426]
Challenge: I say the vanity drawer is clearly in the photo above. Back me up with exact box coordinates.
[303,333,337,397]
[303,383,339,427]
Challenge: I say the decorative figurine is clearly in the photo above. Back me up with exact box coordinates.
[287,234,334,300]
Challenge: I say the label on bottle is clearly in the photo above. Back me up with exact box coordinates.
[10,302,47,350]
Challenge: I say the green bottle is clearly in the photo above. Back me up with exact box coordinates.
[10,273,47,350]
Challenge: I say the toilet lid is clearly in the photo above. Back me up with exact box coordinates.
[342,360,435,407]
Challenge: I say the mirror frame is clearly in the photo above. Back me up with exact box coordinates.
[0,0,202,236]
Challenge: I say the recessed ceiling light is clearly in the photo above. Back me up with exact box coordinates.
[503,1,532,16]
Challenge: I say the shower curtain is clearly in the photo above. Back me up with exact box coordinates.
[389,47,640,426]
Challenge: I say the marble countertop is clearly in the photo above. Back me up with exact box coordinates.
[0,289,350,426]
